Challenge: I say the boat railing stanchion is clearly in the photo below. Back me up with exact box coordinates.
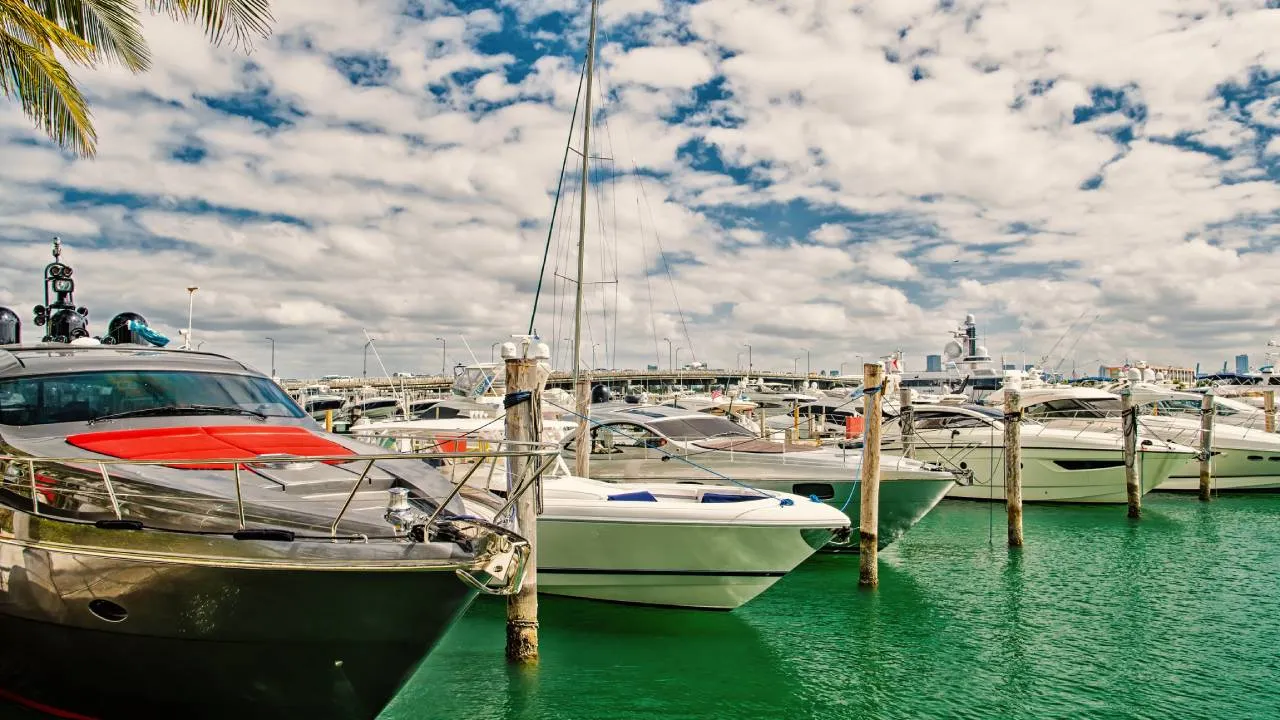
[502,337,551,664]
[1120,387,1140,519]
[1199,390,1215,501]
[232,462,246,529]
[97,464,123,520]
[331,459,377,537]
[859,361,884,587]
[1266,390,1276,433]
[26,459,38,514]
[899,387,915,460]
[1003,383,1024,547]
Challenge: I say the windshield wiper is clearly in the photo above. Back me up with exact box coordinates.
[88,404,268,425]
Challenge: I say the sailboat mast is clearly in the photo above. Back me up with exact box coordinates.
[571,0,600,478]
[572,0,598,382]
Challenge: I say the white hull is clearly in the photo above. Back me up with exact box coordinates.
[934,446,1187,503]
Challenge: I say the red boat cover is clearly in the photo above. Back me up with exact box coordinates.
[65,426,355,470]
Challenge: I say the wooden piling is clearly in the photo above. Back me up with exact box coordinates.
[573,376,591,478]
[1266,390,1276,433]
[1120,387,1141,519]
[1003,387,1024,547]
[504,345,548,664]
[1199,390,1214,502]
[758,409,766,439]
[324,409,333,433]
[899,386,915,459]
[859,362,884,587]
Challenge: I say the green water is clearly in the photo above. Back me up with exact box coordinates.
[383,495,1280,719]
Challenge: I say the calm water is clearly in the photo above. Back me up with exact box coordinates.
[383,494,1280,720]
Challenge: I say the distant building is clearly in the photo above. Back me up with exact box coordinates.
[1236,354,1250,375]
[926,354,942,372]
[1002,363,1017,371]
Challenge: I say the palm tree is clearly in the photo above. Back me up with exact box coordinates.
[1,0,273,157]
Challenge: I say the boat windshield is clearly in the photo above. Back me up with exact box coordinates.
[0,370,306,426]
[648,416,753,440]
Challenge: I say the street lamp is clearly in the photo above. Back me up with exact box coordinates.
[793,356,799,374]
[265,337,275,378]
[663,337,673,370]
[434,337,447,376]
[363,338,375,378]
[742,343,752,375]
[802,347,810,377]
[490,342,500,362]
[184,286,198,350]
[675,346,684,370]
[592,342,601,370]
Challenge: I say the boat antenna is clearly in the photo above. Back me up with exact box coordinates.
[361,330,409,417]
[459,334,481,366]
[570,0,600,479]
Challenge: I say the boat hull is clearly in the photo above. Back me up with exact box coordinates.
[536,518,832,610]
[0,521,479,719]
[929,447,1187,503]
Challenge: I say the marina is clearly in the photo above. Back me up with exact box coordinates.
[3,0,1280,718]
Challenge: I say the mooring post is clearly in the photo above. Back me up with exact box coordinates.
[1199,390,1215,502]
[758,408,766,439]
[324,409,333,433]
[1003,385,1024,547]
[1266,390,1276,433]
[503,340,550,664]
[859,362,884,587]
[573,375,591,478]
[1120,386,1141,519]
[899,386,915,459]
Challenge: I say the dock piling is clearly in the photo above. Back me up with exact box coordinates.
[1003,386,1024,547]
[1120,386,1141,519]
[859,362,883,587]
[1199,390,1215,502]
[503,340,549,664]
[1266,390,1276,433]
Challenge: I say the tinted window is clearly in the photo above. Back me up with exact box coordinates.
[649,416,754,440]
[0,371,305,426]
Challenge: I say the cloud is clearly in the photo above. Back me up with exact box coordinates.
[1,0,1279,378]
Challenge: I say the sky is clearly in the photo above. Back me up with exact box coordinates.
[2,0,1279,379]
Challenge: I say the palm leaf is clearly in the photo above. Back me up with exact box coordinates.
[21,0,150,71]
[145,0,272,50]
[0,24,96,156]
[1,0,98,66]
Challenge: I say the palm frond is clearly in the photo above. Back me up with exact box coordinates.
[0,25,96,156]
[145,0,272,50]
[20,0,151,72]
[1,0,98,66]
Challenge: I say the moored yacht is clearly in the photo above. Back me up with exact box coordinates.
[994,385,1280,492]
[0,242,533,718]
[878,403,1195,503]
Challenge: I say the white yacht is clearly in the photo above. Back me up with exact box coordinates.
[893,314,1006,402]
[352,417,851,610]
[987,385,1280,492]
[878,403,1196,503]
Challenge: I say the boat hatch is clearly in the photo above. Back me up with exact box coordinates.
[607,490,657,502]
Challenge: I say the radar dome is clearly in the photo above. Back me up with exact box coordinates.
[0,307,19,345]
[964,313,975,324]
[975,345,989,358]
[943,340,963,361]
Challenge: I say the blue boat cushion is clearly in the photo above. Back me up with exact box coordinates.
[700,492,755,503]
[607,490,658,502]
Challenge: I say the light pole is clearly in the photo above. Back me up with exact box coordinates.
[793,357,799,374]
[265,337,275,378]
[743,343,752,376]
[663,337,673,370]
[363,338,375,378]
[434,337,447,376]
[184,286,198,350]
[675,346,685,370]
[592,342,601,370]
[802,347,810,377]
[490,342,500,362]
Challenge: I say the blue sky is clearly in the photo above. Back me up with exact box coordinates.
[2,0,1280,377]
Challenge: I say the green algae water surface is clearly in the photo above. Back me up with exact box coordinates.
[383,494,1280,720]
